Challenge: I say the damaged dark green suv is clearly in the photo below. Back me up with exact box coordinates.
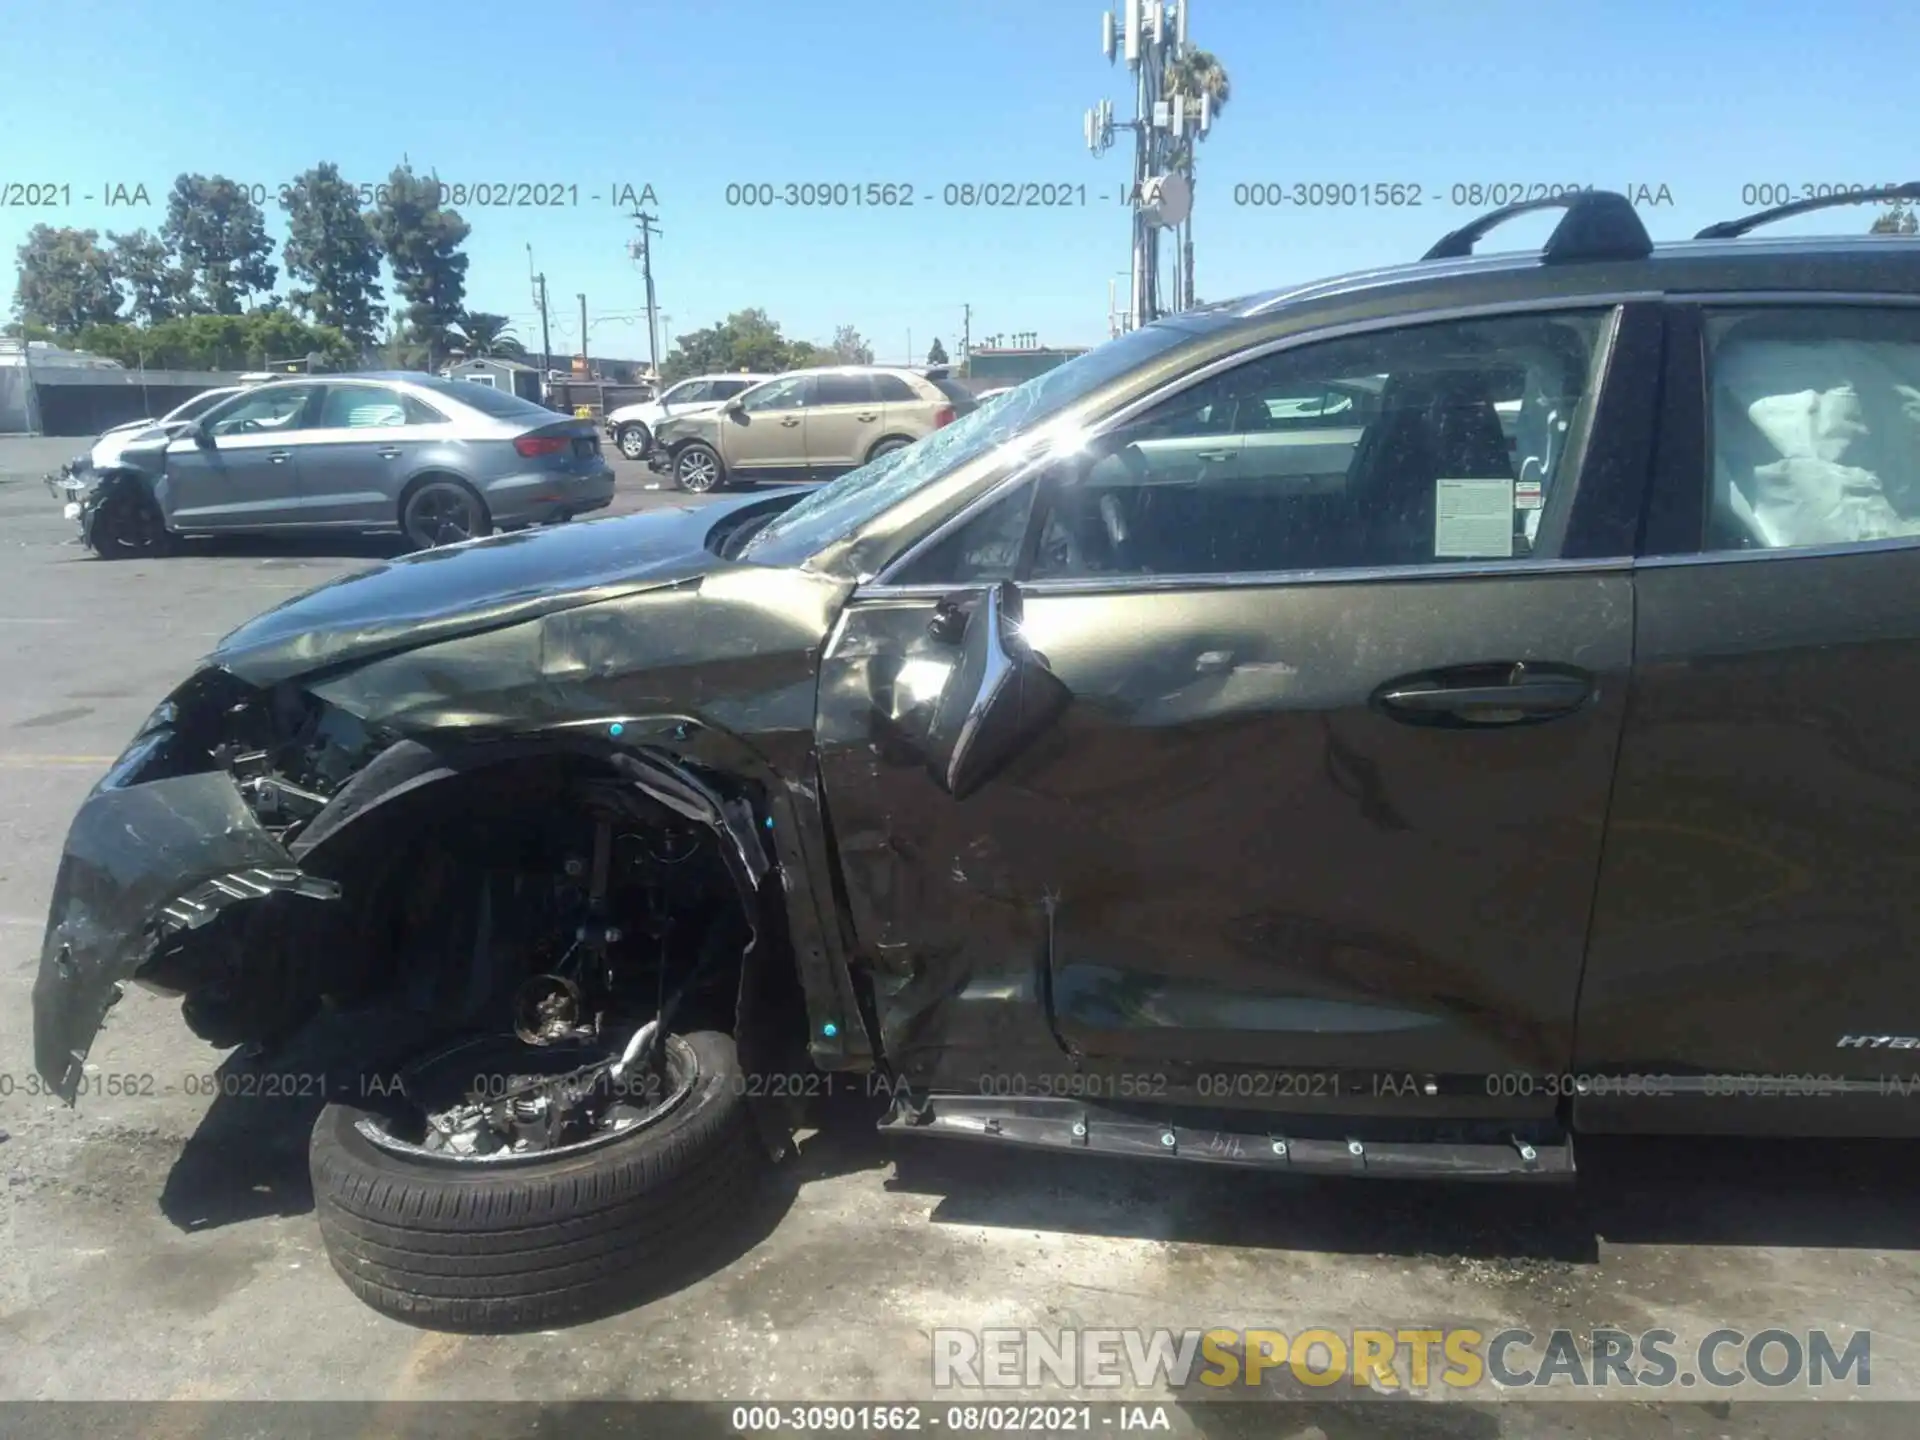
[34,188,1920,1331]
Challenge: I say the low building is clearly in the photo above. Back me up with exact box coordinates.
[443,357,545,403]
[959,345,1090,391]
[0,339,240,436]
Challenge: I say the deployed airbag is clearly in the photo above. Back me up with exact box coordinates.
[1714,336,1920,548]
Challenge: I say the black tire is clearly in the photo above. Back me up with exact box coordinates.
[85,481,173,559]
[401,478,492,549]
[616,423,652,460]
[310,1030,766,1332]
[867,436,911,464]
[673,441,727,494]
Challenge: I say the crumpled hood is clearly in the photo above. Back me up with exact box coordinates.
[212,489,803,688]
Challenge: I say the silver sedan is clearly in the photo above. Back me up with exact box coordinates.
[57,372,616,556]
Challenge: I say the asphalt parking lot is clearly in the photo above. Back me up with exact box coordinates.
[0,434,1916,1435]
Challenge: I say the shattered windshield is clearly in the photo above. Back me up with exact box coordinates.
[737,316,1220,566]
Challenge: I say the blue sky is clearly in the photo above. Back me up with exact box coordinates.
[4,0,1917,359]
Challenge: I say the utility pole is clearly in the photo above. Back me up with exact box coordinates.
[628,211,663,382]
[578,293,589,378]
[961,303,971,366]
[528,245,553,395]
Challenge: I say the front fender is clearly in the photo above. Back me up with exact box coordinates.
[32,769,325,1100]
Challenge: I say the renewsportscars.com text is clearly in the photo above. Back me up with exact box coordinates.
[932,1326,1871,1392]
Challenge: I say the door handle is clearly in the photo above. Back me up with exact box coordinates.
[855,411,878,422]
[1195,449,1237,462]
[1194,649,1235,675]
[267,450,291,464]
[780,417,802,427]
[377,447,402,459]
[1374,663,1593,727]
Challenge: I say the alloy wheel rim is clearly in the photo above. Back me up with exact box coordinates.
[678,451,718,491]
[413,488,474,545]
[621,429,648,458]
[353,1032,700,1166]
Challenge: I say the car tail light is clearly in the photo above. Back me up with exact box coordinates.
[515,434,569,457]
[933,405,956,428]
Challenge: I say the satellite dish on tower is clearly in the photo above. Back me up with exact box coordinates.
[1139,173,1192,228]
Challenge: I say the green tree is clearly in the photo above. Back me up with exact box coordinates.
[449,311,524,359]
[12,226,122,333]
[660,308,822,382]
[106,228,188,324]
[281,163,387,353]
[926,336,949,365]
[162,174,279,314]
[1870,204,1918,235]
[373,164,471,369]
[71,311,353,372]
[828,324,874,365]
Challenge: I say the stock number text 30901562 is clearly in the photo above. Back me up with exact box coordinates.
[723,182,1122,208]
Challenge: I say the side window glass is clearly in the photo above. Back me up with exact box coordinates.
[894,482,1038,586]
[402,394,447,425]
[205,385,320,436]
[1705,307,1920,552]
[317,386,411,429]
[1021,311,1604,580]
[742,376,811,412]
[817,374,877,406]
[873,374,919,403]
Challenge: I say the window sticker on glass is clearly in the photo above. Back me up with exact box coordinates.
[1514,479,1545,510]
[1434,477,1514,557]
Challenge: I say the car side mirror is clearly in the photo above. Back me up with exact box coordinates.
[723,399,746,418]
[181,421,213,448]
[924,581,1073,800]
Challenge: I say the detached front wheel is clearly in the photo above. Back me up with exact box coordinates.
[310,1028,766,1331]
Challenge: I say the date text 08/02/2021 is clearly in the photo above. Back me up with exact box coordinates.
[0,180,660,209]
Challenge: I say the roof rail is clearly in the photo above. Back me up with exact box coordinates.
[1423,190,1653,264]
[1693,182,1920,240]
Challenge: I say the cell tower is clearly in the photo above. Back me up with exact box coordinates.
[1086,0,1206,330]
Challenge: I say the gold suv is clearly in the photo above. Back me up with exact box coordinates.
[650,366,978,492]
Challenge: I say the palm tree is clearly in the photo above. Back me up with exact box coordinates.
[1870,204,1918,236]
[448,311,526,360]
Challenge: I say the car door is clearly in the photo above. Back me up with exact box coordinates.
[291,382,450,526]
[814,305,1661,1112]
[157,383,322,530]
[724,375,812,478]
[1574,300,1920,1133]
[807,372,884,477]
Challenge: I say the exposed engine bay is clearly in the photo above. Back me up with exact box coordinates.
[130,673,757,1161]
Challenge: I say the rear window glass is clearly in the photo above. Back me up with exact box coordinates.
[412,374,554,421]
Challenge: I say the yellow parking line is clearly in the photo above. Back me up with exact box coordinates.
[0,754,114,767]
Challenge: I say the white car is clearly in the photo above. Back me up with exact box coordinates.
[82,386,246,473]
[603,373,771,460]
